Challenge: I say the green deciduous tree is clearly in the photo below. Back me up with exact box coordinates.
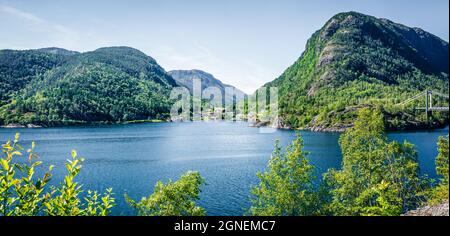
[249,135,322,216]
[126,171,206,216]
[325,108,426,216]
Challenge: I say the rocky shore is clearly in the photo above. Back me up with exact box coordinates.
[403,201,449,216]
[251,116,448,133]
[307,125,353,132]
[1,124,43,128]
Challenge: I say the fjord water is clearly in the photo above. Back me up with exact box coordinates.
[0,122,447,216]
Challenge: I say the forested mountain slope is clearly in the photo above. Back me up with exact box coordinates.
[0,49,72,105]
[0,47,177,126]
[264,12,449,131]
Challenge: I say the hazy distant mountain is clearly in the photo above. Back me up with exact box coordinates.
[168,69,247,103]
[263,11,449,131]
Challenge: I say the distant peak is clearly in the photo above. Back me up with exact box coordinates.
[36,47,79,56]
[93,46,142,53]
[96,46,136,50]
[328,11,368,21]
[169,69,214,77]
[90,46,157,62]
[170,69,207,73]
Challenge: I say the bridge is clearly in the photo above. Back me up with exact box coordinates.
[397,90,449,120]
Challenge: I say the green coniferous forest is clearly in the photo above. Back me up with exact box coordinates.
[0,47,176,126]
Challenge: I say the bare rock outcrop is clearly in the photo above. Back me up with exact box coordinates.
[403,201,449,216]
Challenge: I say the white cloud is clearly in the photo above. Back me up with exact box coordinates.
[0,5,44,23]
[154,42,221,70]
[0,4,83,50]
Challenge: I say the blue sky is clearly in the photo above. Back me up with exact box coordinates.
[1,0,448,93]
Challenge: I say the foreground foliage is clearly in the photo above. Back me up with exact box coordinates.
[2,108,447,216]
[249,136,322,216]
[427,135,449,205]
[126,171,206,216]
[250,108,446,216]
[324,108,427,216]
[1,133,206,216]
[0,134,114,216]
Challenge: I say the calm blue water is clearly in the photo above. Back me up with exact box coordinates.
[0,122,447,216]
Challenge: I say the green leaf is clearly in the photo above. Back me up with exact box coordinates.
[71,150,77,159]
[0,159,10,171]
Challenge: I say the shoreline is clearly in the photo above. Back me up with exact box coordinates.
[0,119,167,129]
[2,120,448,133]
[249,119,449,133]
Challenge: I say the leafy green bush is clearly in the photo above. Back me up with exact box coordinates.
[427,136,449,205]
[249,135,323,216]
[126,171,206,216]
[0,133,115,216]
[324,108,427,215]
[250,108,436,216]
